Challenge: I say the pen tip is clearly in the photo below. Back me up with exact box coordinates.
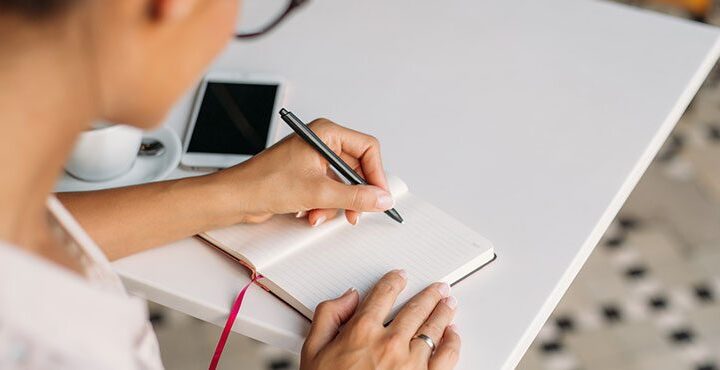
[386,209,404,224]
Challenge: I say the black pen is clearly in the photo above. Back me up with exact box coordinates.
[279,108,404,224]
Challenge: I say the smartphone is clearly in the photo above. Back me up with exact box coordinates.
[181,72,285,169]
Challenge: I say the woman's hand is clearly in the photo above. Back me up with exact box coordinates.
[211,118,394,226]
[301,270,461,370]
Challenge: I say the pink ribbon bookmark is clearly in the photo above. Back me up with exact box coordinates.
[208,274,262,370]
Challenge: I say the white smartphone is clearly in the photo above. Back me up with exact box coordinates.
[181,71,285,169]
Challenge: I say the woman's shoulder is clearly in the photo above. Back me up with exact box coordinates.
[0,242,162,370]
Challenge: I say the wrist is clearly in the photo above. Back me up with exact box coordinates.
[190,170,253,228]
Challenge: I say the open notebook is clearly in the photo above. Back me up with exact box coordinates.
[200,175,495,320]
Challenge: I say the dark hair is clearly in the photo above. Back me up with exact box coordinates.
[0,0,78,18]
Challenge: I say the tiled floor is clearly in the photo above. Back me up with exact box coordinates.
[149,304,299,370]
[150,2,720,369]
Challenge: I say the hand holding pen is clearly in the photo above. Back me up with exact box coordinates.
[280,108,403,224]
[212,114,401,226]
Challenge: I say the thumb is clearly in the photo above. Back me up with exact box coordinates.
[317,180,394,212]
[302,288,360,359]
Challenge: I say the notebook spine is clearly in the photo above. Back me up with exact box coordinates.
[194,235,271,293]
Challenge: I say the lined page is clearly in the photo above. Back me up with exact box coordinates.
[261,193,494,318]
[202,174,409,270]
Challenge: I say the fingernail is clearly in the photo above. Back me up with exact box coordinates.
[436,282,450,298]
[312,216,326,227]
[295,211,307,218]
[374,190,394,210]
[348,288,360,302]
[396,269,407,280]
[448,324,458,333]
[443,296,458,309]
[352,214,361,226]
[342,287,355,297]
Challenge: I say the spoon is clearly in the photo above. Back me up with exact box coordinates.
[139,138,165,156]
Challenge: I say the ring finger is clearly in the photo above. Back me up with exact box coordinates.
[389,282,450,337]
[410,295,457,359]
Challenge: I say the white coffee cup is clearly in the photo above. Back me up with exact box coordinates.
[65,123,143,182]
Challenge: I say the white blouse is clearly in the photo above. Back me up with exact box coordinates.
[0,197,164,369]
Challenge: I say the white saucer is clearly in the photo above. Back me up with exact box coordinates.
[55,127,182,192]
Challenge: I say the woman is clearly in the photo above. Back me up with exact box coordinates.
[0,0,460,369]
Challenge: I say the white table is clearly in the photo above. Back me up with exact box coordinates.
[112,1,720,368]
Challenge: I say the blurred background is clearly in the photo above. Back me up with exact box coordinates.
[148,1,720,369]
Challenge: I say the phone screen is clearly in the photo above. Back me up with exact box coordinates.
[187,82,279,156]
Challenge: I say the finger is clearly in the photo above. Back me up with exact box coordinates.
[328,157,363,226]
[322,166,366,225]
[328,153,371,219]
[352,269,407,326]
[324,157,364,183]
[345,209,361,225]
[410,296,457,358]
[307,208,340,227]
[335,128,388,191]
[337,152,363,177]
[428,325,461,370]
[390,282,450,338]
[303,288,360,360]
[314,179,394,212]
[331,156,371,224]
[310,120,389,191]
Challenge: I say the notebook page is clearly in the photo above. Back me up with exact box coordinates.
[261,192,493,317]
[202,174,409,270]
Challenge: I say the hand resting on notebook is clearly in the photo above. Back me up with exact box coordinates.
[302,270,461,370]
[213,118,396,227]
